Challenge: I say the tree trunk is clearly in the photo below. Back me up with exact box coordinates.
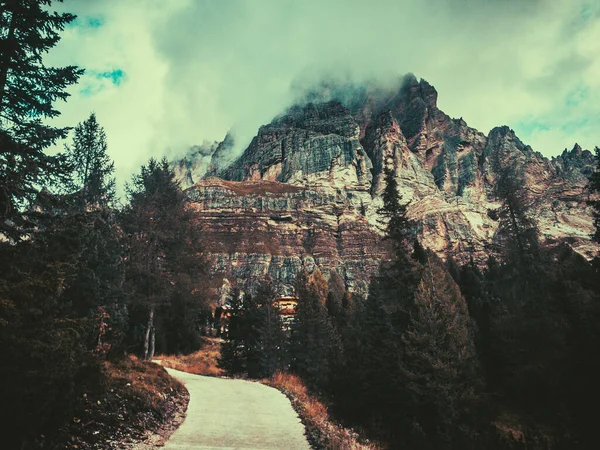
[148,325,156,361]
[143,305,155,360]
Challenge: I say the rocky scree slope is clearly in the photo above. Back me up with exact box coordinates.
[175,75,597,297]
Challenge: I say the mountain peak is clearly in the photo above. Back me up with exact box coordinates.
[179,73,598,297]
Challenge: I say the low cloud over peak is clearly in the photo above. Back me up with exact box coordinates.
[47,0,600,187]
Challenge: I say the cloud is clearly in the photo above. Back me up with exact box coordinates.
[45,0,600,190]
[78,69,126,97]
[72,15,106,29]
[96,69,126,86]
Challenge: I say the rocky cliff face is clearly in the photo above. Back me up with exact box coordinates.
[177,74,598,297]
[173,133,235,188]
[187,178,388,296]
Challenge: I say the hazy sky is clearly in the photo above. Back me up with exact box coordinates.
[47,0,600,184]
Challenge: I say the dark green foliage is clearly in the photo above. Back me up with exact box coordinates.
[481,246,600,445]
[120,157,205,360]
[397,253,479,447]
[218,279,287,378]
[378,167,413,254]
[66,113,116,209]
[0,0,83,241]
[373,165,421,317]
[334,252,483,448]
[491,153,539,263]
[0,131,71,240]
[218,287,246,375]
[338,290,402,431]
[157,273,210,355]
[61,209,127,357]
[0,216,103,449]
[0,0,83,148]
[289,269,338,388]
[458,152,476,196]
[243,281,287,379]
[325,271,345,327]
[457,259,492,375]
[254,279,287,378]
[432,152,447,189]
[412,238,428,263]
[241,293,262,377]
[374,166,421,314]
[443,136,460,186]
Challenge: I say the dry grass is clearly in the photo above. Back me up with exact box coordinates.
[266,371,381,450]
[158,337,224,377]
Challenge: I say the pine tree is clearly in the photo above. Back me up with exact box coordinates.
[490,153,539,264]
[66,113,115,209]
[289,269,337,388]
[374,167,421,317]
[0,0,83,146]
[218,287,246,375]
[0,0,83,241]
[254,278,285,378]
[397,253,479,447]
[0,215,101,448]
[343,284,403,432]
[325,271,345,328]
[121,157,203,360]
[241,292,262,377]
[159,271,210,354]
[412,238,428,263]
[378,167,412,254]
[458,259,492,377]
[63,209,127,357]
[218,280,285,378]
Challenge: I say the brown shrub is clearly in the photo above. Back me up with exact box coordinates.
[267,371,381,450]
[158,337,224,377]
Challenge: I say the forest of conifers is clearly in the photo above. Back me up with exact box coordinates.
[2,1,600,449]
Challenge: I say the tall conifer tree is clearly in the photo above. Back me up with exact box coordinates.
[218,287,246,375]
[490,153,539,264]
[121,157,203,360]
[66,113,115,209]
[289,269,337,388]
[0,0,83,240]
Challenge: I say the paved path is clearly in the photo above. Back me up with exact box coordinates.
[162,368,310,450]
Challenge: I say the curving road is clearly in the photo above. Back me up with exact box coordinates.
[162,368,310,450]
